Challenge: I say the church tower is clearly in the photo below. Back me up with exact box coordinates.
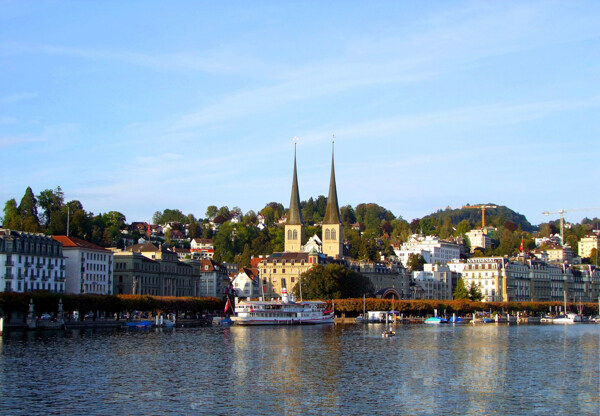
[285,144,305,252]
[322,144,343,259]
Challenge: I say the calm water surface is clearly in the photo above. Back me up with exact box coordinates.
[0,323,598,416]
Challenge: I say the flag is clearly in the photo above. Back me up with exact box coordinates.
[520,238,524,252]
[224,297,232,314]
[147,224,151,239]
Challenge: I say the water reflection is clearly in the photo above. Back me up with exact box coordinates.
[0,324,598,415]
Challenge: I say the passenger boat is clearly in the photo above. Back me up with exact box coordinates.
[231,288,335,326]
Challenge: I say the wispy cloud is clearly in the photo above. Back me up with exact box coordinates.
[0,92,37,104]
[297,96,600,146]
[0,135,45,148]
[0,116,17,125]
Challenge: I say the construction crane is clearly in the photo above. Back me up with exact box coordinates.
[542,207,600,245]
[463,204,497,228]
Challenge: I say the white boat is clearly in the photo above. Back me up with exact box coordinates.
[552,313,582,324]
[551,291,583,324]
[231,288,334,326]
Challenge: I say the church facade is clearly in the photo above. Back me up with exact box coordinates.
[259,144,343,297]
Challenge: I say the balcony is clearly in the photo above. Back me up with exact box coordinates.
[36,263,43,268]
[5,273,13,280]
[25,262,32,267]
[60,265,65,270]
[49,264,55,270]
[5,260,14,266]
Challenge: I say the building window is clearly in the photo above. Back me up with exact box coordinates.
[331,229,336,240]
[325,229,331,240]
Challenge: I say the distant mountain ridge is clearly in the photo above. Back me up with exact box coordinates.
[422,204,534,232]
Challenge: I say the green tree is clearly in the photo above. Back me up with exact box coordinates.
[340,205,356,226]
[154,209,187,224]
[406,253,426,272]
[37,186,64,227]
[2,199,20,229]
[188,221,201,239]
[205,205,218,219]
[455,219,472,236]
[453,278,469,300]
[293,264,373,300]
[468,282,484,301]
[18,187,40,232]
[588,248,598,266]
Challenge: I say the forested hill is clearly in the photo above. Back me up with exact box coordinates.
[421,204,534,232]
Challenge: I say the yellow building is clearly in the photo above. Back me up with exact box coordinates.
[578,234,599,258]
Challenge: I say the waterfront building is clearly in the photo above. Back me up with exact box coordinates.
[121,243,194,297]
[113,251,161,295]
[461,257,530,302]
[348,260,411,299]
[183,258,230,299]
[0,229,65,293]
[232,267,261,298]
[259,250,324,298]
[465,229,491,252]
[572,264,600,302]
[53,236,113,295]
[578,234,599,258]
[412,264,454,300]
[393,235,461,266]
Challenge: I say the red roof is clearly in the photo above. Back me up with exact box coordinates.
[52,236,109,251]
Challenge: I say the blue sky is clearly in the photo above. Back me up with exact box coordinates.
[1,1,599,226]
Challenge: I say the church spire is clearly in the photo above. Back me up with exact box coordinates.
[323,140,341,225]
[287,142,304,226]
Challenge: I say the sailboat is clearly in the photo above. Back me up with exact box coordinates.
[553,290,582,324]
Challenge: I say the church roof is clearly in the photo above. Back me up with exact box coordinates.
[323,151,341,224]
[287,146,304,226]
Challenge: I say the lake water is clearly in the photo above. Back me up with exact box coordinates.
[0,323,598,416]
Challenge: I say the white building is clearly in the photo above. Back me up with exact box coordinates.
[393,235,461,266]
[53,236,113,295]
[412,264,454,300]
[303,234,322,253]
[0,229,66,293]
[465,229,491,252]
[232,267,261,298]
[190,238,214,259]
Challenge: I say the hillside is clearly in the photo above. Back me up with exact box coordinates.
[422,204,534,232]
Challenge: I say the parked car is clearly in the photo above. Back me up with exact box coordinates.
[40,313,52,320]
[84,312,94,319]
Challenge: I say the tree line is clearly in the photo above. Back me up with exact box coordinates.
[3,186,599,268]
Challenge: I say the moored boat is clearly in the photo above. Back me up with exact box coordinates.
[425,316,448,324]
[231,288,334,326]
[552,313,582,324]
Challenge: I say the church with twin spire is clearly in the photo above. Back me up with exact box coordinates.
[258,143,344,297]
[284,144,343,259]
